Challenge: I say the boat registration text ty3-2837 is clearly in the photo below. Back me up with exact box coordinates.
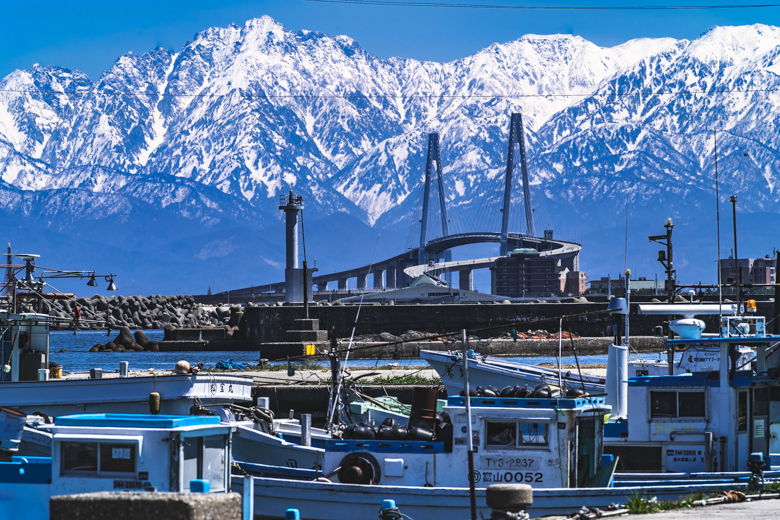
[478,456,539,469]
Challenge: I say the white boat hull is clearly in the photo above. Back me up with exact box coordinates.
[421,350,604,396]
[234,476,752,519]
[233,423,323,470]
[0,374,253,416]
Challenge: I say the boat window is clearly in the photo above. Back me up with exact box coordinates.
[754,388,769,416]
[62,442,136,476]
[519,421,548,447]
[99,444,136,474]
[738,391,748,432]
[486,422,516,447]
[180,435,227,491]
[485,420,549,448]
[202,436,226,492]
[62,442,98,474]
[650,392,677,418]
[651,391,706,419]
[182,438,200,488]
[678,392,705,418]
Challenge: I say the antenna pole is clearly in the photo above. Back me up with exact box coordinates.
[557,318,563,391]
[325,328,340,429]
[624,270,630,348]
[774,248,780,335]
[624,193,629,273]
[462,329,477,520]
[730,196,741,308]
[715,130,724,325]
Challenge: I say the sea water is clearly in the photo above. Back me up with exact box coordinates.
[48,330,675,373]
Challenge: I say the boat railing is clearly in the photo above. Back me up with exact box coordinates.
[327,439,445,453]
[447,396,606,409]
[721,315,766,338]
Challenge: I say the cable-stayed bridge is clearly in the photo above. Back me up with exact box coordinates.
[228,113,581,299]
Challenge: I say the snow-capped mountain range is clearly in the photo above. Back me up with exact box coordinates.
[1,17,778,294]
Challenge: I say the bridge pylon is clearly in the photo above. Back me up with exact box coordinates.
[418,133,452,283]
[500,113,536,256]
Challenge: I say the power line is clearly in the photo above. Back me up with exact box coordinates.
[302,0,780,10]
[2,86,779,101]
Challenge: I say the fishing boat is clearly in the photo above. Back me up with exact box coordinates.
[0,409,240,520]
[228,305,780,518]
[0,311,253,416]
[423,300,753,397]
[606,308,780,476]
[232,390,768,519]
[420,348,605,396]
[234,390,615,518]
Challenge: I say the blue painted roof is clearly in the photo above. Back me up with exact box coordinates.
[447,396,606,408]
[628,369,760,387]
[54,414,221,428]
[628,372,719,387]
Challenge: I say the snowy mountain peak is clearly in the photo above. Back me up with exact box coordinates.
[689,24,780,65]
[241,15,289,45]
[1,18,780,277]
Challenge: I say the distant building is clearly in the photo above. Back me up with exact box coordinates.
[558,268,589,296]
[719,256,776,285]
[338,274,504,303]
[493,248,588,297]
[589,276,662,294]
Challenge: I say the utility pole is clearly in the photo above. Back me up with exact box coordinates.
[774,248,780,336]
[649,218,676,301]
[650,218,677,374]
[730,196,742,305]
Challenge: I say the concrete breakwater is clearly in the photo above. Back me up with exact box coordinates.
[20,295,244,331]
[314,335,665,360]
[245,300,780,345]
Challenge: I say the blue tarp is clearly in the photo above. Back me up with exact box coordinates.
[214,359,247,370]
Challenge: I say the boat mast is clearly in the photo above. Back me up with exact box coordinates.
[624,269,630,348]
[715,129,724,327]
[462,329,477,520]
[557,318,563,391]
[325,330,341,429]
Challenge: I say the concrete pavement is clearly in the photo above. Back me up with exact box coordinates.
[636,497,780,519]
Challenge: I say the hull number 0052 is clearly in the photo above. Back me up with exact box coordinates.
[472,470,544,484]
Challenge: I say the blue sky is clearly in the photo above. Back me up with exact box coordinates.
[4,1,780,80]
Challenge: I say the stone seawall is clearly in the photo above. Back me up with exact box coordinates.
[21,295,243,331]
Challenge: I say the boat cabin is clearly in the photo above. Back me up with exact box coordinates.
[321,396,612,489]
[0,312,50,382]
[0,413,233,520]
[606,315,780,474]
[51,414,232,495]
